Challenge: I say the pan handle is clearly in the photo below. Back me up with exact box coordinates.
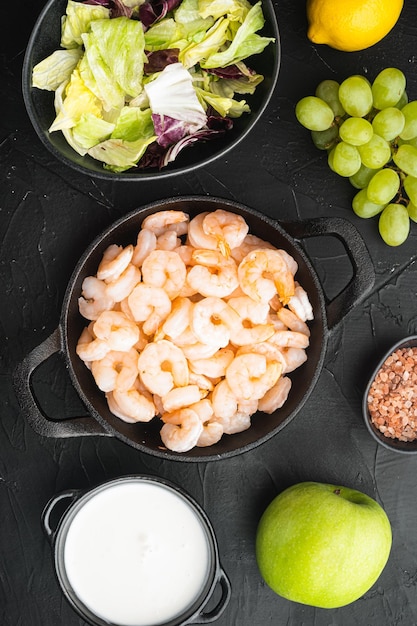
[13,327,110,439]
[281,216,375,331]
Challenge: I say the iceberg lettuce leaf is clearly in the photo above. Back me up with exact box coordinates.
[61,0,110,49]
[32,48,83,91]
[174,0,214,38]
[195,86,250,117]
[88,135,157,171]
[81,31,125,112]
[89,17,146,97]
[111,106,155,141]
[49,68,103,132]
[72,113,115,149]
[178,17,229,69]
[197,0,251,22]
[144,18,184,51]
[201,1,274,68]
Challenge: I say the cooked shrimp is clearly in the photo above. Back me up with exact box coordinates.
[141,249,186,300]
[269,329,309,349]
[188,372,214,393]
[141,210,189,237]
[161,385,203,413]
[236,342,287,371]
[258,376,292,414]
[202,209,249,257]
[161,297,193,339]
[131,228,157,267]
[187,212,218,250]
[91,347,139,392]
[156,230,181,251]
[176,244,195,266]
[181,340,221,361]
[288,282,314,322]
[238,248,295,305]
[97,244,134,282]
[78,276,115,321]
[138,339,189,396]
[197,418,224,447]
[93,310,140,352]
[127,283,171,336]
[160,407,203,453]
[230,234,276,264]
[76,324,110,362]
[228,295,275,346]
[186,249,239,298]
[191,296,240,348]
[213,409,252,435]
[105,263,141,303]
[211,379,238,420]
[281,347,308,373]
[189,347,235,378]
[225,353,281,401]
[111,379,156,422]
[277,307,310,337]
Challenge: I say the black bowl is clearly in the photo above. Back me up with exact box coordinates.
[22,0,281,181]
[363,335,417,454]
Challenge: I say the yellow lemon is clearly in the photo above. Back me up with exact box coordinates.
[306,0,404,52]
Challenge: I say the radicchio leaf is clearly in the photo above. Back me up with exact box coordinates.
[152,113,200,148]
[144,49,180,74]
[139,0,182,27]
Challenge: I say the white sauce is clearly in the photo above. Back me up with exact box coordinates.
[63,480,211,626]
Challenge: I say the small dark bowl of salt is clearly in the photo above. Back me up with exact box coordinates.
[363,335,417,454]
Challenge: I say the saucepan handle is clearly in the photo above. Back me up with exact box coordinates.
[282,216,375,331]
[13,327,109,439]
[185,568,231,624]
[41,489,83,543]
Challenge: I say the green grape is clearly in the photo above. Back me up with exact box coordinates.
[403,175,417,205]
[407,201,417,222]
[395,90,408,110]
[331,141,361,177]
[352,188,386,218]
[349,164,380,189]
[371,68,406,110]
[311,125,339,150]
[327,147,336,172]
[295,96,335,131]
[371,107,405,141]
[366,168,400,204]
[315,79,345,117]
[378,204,410,246]
[339,117,373,146]
[338,75,373,118]
[393,144,417,176]
[399,101,417,140]
[358,134,392,169]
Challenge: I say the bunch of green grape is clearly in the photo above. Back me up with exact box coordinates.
[295,67,417,246]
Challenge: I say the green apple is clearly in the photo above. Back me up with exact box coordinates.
[255,481,392,609]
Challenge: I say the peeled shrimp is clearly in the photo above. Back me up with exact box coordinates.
[276,306,310,337]
[141,249,186,299]
[131,228,157,267]
[202,209,249,257]
[161,385,203,413]
[141,210,189,237]
[78,276,115,321]
[110,379,156,423]
[238,248,295,305]
[93,310,140,352]
[191,296,240,348]
[127,283,171,336]
[269,329,309,350]
[281,347,308,373]
[187,212,218,250]
[76,324,110,362]
[156,230,181,251]
[97,244,134,282]
[105,264,141,303]
[91,348,139,392]
[288,282,314,322]
[160,407,203,453]
[258,376,292,414]
[228,295,275,346]
[197,418,224,447]
[186,249,239,298]
[138,339,189,396]
[225,353,281,401]
[161,296,193,339]
[230,234,276,264]
[211,379,239,421]
[189,347,235,378]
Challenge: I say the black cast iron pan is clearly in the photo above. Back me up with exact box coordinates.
[13,196,375,461]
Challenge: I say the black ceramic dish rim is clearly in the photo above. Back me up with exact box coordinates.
[21,0,281,182]
[362,335,417,454]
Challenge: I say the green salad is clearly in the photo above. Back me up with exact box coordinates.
[32,0,274,172]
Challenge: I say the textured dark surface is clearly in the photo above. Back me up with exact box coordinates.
[2,1,417,624]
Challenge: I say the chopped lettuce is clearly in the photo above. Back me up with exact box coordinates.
[32,0,274,172]
[61,0,110,48]
[32,48,83,91]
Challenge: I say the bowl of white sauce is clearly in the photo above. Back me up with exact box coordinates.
[41,475,231,626]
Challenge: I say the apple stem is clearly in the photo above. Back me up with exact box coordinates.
[333,488,341,495]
